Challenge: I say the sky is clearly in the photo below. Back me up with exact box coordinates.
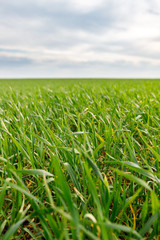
[0,0,160,78]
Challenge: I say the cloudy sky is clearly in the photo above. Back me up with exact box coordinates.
[1,0,160,78]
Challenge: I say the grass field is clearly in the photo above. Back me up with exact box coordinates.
[0,79,160,239]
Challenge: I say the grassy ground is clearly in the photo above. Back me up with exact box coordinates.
[0,79,160,239]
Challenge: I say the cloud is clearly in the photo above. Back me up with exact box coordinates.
[0,55,33,67]
[0,0,160,78]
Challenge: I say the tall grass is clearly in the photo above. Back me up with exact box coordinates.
[0,79,160,239]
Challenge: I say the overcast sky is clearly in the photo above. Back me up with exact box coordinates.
[1,0,160,78]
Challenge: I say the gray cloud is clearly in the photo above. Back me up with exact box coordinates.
[0,56,34,67]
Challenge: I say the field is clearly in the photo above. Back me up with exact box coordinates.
[0,79,160,239]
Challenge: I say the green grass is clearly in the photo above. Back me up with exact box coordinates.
[0,78,160,239]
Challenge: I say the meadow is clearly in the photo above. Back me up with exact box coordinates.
[0,79,160,239]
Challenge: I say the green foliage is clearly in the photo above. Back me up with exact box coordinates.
[0,78,160,239]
